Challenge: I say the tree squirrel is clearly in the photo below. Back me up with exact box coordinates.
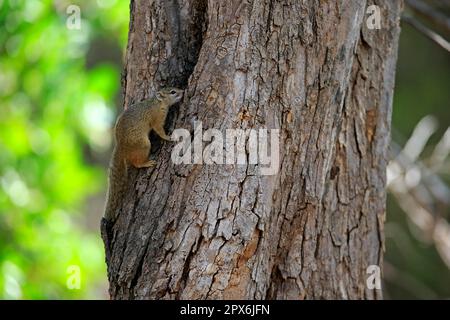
[104,87,184,221]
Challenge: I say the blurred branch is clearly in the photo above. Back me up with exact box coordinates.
[388,116,450,268]
[430,127,450,170]
[405,0,450,34]
[403,15,450,53]
[402,116,438,162]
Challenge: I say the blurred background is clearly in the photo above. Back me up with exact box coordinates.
[0,0,449,299]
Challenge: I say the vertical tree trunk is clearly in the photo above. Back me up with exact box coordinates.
[101,0,402,299]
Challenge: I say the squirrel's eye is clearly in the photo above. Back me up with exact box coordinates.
[170,90,176,94]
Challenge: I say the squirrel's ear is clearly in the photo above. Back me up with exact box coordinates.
[155,91,163,101]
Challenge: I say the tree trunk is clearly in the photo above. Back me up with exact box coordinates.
[101,0,402,299]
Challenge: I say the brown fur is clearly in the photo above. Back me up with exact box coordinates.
[104,87,183,221]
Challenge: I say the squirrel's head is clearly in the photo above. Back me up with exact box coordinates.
[155,87,184,105]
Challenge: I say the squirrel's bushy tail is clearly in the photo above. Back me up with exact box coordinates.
[104,147,127,221]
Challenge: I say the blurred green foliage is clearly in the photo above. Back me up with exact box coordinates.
[0,0,128,299]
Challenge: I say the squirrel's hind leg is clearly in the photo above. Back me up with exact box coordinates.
[128,142,156,168]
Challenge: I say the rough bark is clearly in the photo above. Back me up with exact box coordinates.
[101,0,403,299]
